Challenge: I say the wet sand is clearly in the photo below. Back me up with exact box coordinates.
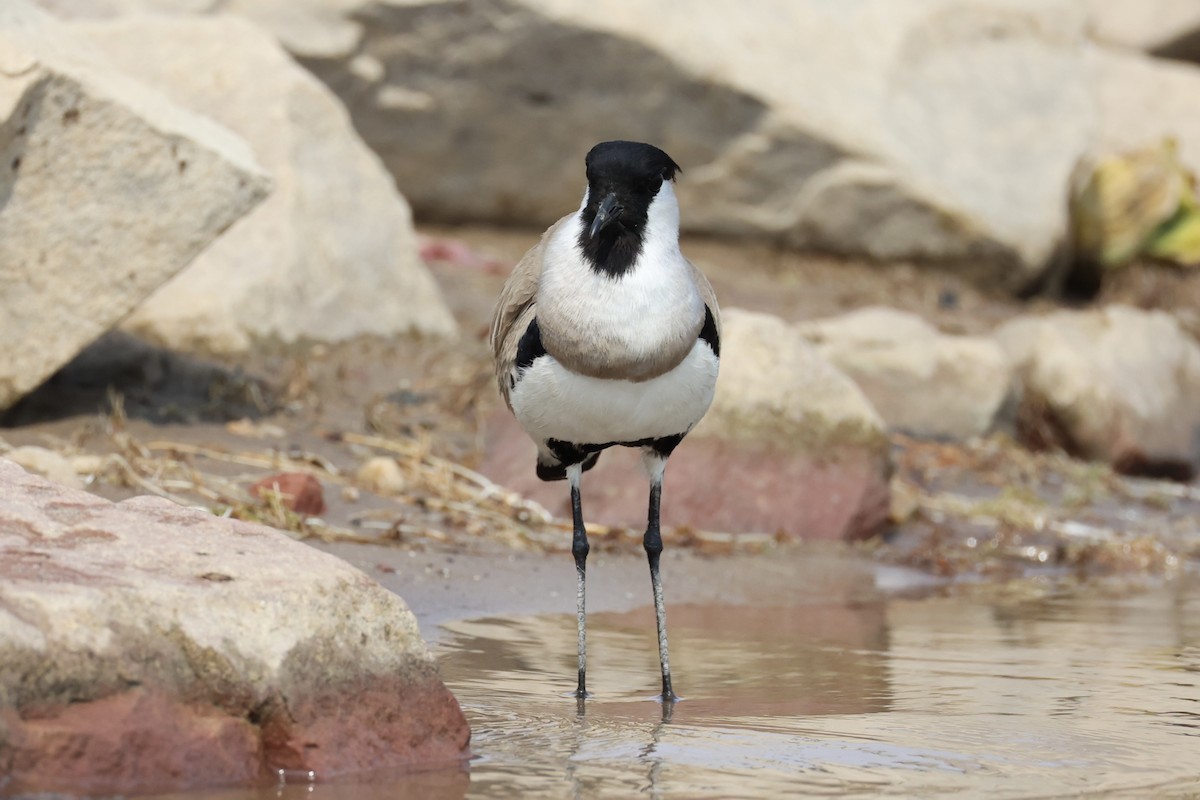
[313,540,942,640]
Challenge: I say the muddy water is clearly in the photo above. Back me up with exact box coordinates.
[441,579,1200,798]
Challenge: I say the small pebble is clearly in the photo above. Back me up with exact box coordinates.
[356,456,406,495]
[249,472,326,515]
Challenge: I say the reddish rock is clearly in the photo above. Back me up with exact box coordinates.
[482,411,888,541]
[0,458,469,795]
[481,309,892,541]
[250,471,327,515]
[267,675,470,777]
[1,690,261,795]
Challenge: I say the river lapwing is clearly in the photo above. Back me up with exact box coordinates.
[490,140,721,703]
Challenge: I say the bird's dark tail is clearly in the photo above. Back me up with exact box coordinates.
[536,450,601,481]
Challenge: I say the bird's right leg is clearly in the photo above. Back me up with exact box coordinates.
[567,462,590,699]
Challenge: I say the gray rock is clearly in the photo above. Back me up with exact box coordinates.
[0,1,269,411]
[306,0,1093,290]
[0,457,469,795]
[1086,0,1200,62]
[798,307,1014,439]
[73,15,457,354]
[996,305,1200,476]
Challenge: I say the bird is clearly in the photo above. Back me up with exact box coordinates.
[490,140,721,703]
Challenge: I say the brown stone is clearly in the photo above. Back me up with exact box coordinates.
[249,471,327,515]
[482,411,888,541]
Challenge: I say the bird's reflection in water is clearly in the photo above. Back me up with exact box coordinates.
[440,595,892,798]
[563,681,677,799]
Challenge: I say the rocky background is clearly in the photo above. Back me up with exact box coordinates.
[3,0,1200,794]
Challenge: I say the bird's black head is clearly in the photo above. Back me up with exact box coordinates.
[578,141,682,277]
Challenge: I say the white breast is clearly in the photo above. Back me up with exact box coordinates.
[537,182,703,367]
[509,339,719,446]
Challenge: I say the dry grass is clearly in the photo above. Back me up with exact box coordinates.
[61,392,775,557]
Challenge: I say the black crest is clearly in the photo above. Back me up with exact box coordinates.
[578,141,682,277]
[585,141,681,186]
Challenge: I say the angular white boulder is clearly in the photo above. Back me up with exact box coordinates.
[0,1,269,411]
[996,305,1200,476]
[798,307,1014,439]
[74,14,457,354]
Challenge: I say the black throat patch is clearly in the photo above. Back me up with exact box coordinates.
[578,222,644,277]
[576,141,681,278]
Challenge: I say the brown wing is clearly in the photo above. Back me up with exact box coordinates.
[688,258,721,349]
[490,215,570,408]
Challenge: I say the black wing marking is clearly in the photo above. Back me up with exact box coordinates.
[699,305,720,357]
[511,317,547,388]
[515,317,547,370]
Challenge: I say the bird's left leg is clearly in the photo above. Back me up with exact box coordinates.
[642,449,677,703]
[567,462,590,699]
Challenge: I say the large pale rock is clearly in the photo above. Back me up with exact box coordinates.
[996,305,1200,477]
[0,458,469,795]
[483,309,892,541]
[1086,0,1200,62]
[73,15,457,354]
[0,1,269,411]
[798,307,1014,439]
[295,0,1094,290]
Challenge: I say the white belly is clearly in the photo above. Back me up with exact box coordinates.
[510,339,718,446]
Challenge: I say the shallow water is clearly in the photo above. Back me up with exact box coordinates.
[441,578,1200,798]
[143,571,1200,800]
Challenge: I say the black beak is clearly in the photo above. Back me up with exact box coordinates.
[588,193,622,239]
